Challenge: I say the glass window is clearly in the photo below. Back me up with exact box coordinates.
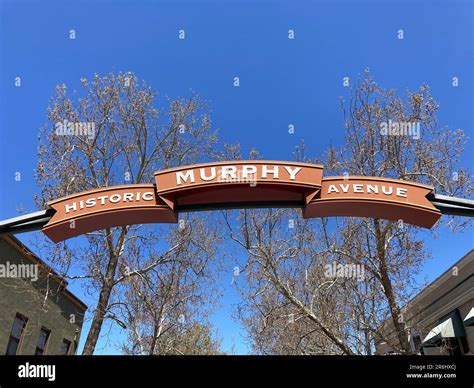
[59,339,71,355]
[35,327,50,355]
[6,314,28,355]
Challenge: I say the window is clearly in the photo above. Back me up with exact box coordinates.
[59,339,71,355]
[410,333,422,354]
[6,313,28,355]
[35,327,50,355]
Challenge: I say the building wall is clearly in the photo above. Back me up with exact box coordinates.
[0,238,86,355]
[459,302,474,355]
[419,300,473,355]
[409,252,473,355]
[375,250,473,355]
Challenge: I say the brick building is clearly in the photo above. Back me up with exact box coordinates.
[0,235,87,355]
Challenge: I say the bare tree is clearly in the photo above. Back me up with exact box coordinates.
[326,70,472,352]
[227,71,472,354]
[226,207,365,354]
[118,214,223,355]
[35,72,219,354]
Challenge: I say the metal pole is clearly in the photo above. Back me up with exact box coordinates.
[0,195,472,237]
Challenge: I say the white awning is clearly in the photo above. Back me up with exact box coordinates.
[464,308,474,327]
[422,318,457,346]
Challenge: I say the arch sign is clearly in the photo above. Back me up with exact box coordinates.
[42,161,441,242]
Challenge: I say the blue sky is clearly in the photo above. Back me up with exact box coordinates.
[0,0,473,354]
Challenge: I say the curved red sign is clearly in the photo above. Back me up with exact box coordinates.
[303,177,440,228]
[43,185,177,242]
[41,161,441,242]
[154,160,324,210]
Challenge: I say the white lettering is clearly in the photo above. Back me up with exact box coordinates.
[284,166,301,180]
[61,191,156,213]
[97,195,108,205]
[262,165,279,179]
[109,194,121,203]
[326,183,406,198]
[18,363,56,382]
[381,186,393,195]
[142,192,154,201]
[65,202,77,214]
[176,170,195,185]
[339,184,350,193]
[200,167,216,181]
[85,198,96,207]
[122,193,134,202]
[367,185,379,194]
[242,165,257,179]
[221,166,238,179]
[396,187,408,198]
